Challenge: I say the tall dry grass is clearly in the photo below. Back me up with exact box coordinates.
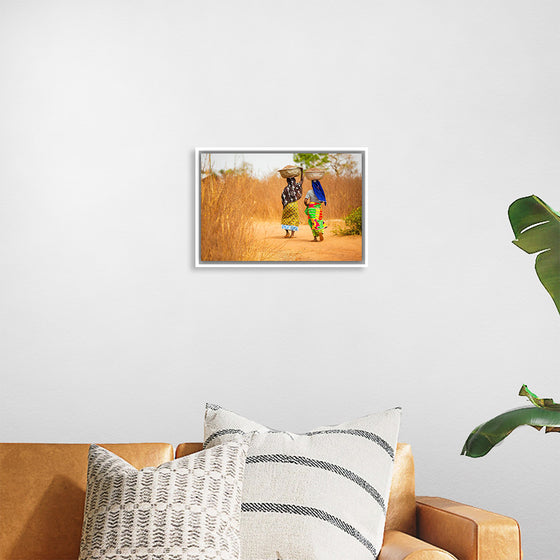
[200,175,272,262]
[200,173,362,262]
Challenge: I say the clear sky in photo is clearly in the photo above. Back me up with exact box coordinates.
[203,151,362,178]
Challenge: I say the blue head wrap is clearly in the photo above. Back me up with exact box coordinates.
[312,180,327,205]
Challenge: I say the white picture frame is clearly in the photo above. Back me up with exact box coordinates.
[195,148,367,267]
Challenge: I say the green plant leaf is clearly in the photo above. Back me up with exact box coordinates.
[508,195,560,314]
[519,384,560,409]
[461,406,560,458]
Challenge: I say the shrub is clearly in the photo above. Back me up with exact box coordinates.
[335,206,362,236]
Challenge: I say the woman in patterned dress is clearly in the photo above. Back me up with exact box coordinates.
[280,167,303,238]
[304,180,327,241]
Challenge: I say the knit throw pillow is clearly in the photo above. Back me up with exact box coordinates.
[204,405,401,560]
[79,440,248,560]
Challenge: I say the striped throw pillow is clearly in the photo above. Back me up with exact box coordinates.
[79,441,249,560]
[204,405,401,560]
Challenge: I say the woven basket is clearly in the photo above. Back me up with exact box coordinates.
[304,167,326,180]
[278,165,301,179]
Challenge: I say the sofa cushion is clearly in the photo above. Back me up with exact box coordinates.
[79,441,248,560]
[0,443,173,560]
[204,404,401,560]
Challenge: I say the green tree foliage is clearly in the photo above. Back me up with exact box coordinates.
[293,153,329,169]
[218,161,254,178]
[294,153,360,176]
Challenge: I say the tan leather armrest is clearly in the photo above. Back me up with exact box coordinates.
[416,496,522,560]
[379,530,457,560]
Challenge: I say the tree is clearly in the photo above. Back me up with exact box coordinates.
[327,153,359,177]
[219,161,254,179]
[293,152,359,176]
[293,153,330,169]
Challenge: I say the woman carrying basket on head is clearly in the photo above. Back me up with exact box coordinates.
[304,170,327,241]
[279,165,304,238]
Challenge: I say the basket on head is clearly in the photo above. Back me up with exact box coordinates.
[304,167,326,180]
[278,165,301,179]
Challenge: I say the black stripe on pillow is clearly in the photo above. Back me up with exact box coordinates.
[205,428,394,458]
[203,429,246,448]
[247,454,386,512]
[304,429,395,459]
[241,502,377,557]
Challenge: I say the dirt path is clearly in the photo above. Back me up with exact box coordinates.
[254,220,363,262]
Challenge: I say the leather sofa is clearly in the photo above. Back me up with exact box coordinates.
[0,442,521,560]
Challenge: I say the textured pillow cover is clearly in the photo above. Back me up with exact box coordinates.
[204,405,401,560]
[79,441,248,560]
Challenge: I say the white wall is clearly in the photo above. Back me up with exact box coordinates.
[1,1,559,558]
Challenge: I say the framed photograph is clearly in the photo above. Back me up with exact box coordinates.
[195,148,367,267]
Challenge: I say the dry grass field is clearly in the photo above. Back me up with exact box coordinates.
[200,173,362,262]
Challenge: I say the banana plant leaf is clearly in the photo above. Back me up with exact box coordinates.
[462,385,560,458]
[519,384,560,409]
[508,195,560,314]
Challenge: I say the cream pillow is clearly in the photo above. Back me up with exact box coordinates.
[79,440,248,560]
[204,404,401,560]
